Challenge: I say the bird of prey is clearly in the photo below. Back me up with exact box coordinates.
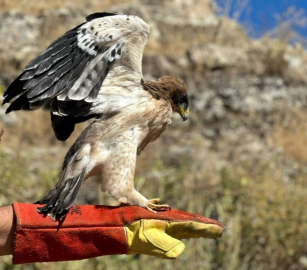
[3,12,189,220]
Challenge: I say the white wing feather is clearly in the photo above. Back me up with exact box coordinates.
[4,13,150,117]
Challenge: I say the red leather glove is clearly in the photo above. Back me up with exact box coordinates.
[13,203,224,264]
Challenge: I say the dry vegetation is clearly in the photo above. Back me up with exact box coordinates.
[1,146,307,270]
[272,110,307,164]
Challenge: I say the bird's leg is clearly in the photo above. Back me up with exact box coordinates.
[115,189,147,207]
[103,129,170,213]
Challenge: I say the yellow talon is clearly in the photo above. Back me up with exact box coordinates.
[146,198,170,213]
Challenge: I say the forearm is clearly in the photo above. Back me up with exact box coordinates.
[0,205,14,256]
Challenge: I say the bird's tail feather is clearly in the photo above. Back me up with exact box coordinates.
[35,168,86,221]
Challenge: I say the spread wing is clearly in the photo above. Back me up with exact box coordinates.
[3,12,150,117]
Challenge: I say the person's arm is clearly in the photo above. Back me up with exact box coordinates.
[0,205,14,256]
[0,123,12,255]
[1,203,224,264]
[0,123,13,254]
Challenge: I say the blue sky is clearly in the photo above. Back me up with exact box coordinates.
[216,0,307,42]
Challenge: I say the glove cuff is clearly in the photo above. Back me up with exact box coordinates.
[12,203,128,264]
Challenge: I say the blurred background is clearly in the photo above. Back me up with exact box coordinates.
[1,0,307,269]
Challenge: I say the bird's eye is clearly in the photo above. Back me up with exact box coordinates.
[179,94,189,110]
[181,102,189,111]
[179,94,188,103]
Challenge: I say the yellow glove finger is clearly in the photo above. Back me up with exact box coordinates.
[165,221,224,240]
[125,219,185,259]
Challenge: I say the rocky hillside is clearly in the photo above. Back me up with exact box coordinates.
[1,0,307,155]
[1,1,307,270]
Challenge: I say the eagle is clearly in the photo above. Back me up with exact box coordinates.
[3,12,189,220]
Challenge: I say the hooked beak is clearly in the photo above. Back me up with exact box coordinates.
[179,107,189,121]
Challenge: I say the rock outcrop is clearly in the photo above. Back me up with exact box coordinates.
[1,0,307,177]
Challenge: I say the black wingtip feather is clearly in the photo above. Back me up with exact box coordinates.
[5,92,32,114]
[86,12,118,22]
[3,73,28,105]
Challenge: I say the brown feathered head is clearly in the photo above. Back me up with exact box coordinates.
[143,76,189,121]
